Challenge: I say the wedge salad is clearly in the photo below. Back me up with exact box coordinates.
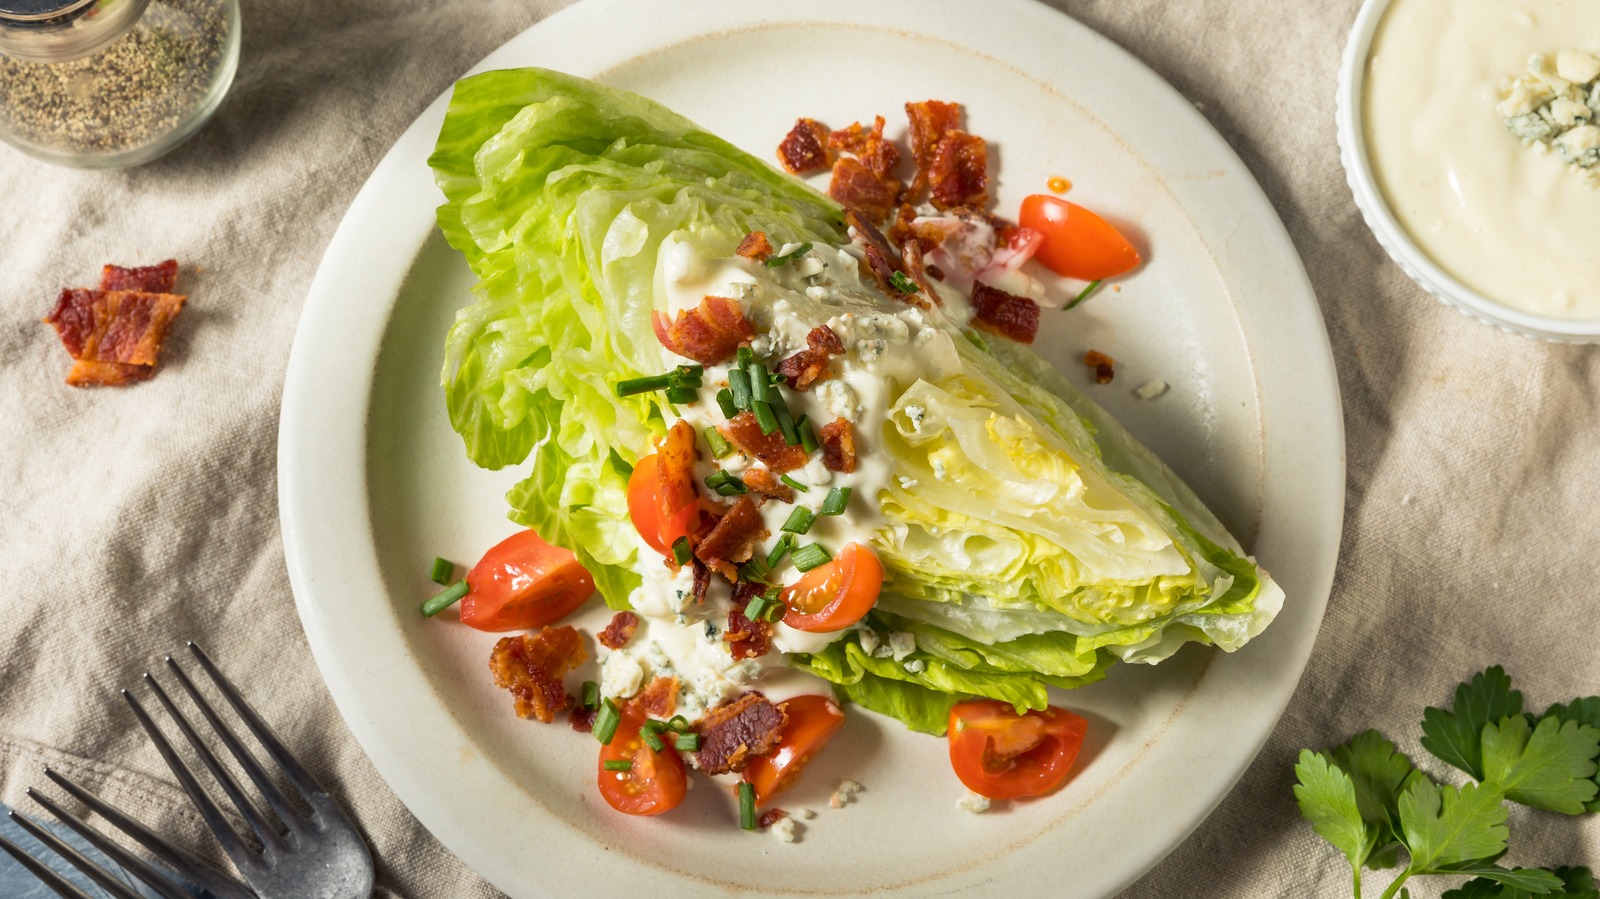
[421,68,1284,824]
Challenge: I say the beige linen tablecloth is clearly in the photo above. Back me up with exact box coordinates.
[4,0,1597,895]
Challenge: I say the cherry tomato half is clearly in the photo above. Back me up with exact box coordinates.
[626,453,697,555]
[780,543,884,632]
[947,700,1087,800]
[458,529,595,632]
[598,703,688,816]
[743,694,846,807]
[1018,194,1141,281]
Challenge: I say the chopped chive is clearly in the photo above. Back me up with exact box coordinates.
[772,397,800,446]
[739,553,770,583]
[791,543,833,572]
[716,388,739,419]
[763,598,789,624]
[421,580,469,617]
[749,363,773,404]
[729,369,753,410]
[745,594,769,622]
[642,718,668,732]
[737,345,755,369]
[763,585,781,602]
[739,781,757,829]
[641,726,665,752]
[705,470,748,495]
[582,681,599,711]
[781,507,816,535]
[429,557,453,585]
[676,363,705,380]
[671,536,692,566]
[667,715,691,733]
[797,416,820,454]
[779,474,809,493]
[704,427,733,458]
[594,699,621,745]
[820,486,851,516]
[764,242,813,268]
[616,373,674,397]
[603,759,634,772]
[675,732,701,752]
[666,386,699,406]
[608,448,634,477]
[1064,279,1104,311]
[752,401,780,435]
[888,270,920,294]
[766,535,793,568]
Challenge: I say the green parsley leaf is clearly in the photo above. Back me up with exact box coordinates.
[1542,698,1600,813]
[1442,865,1598,899]
[1421,666,1524,781]
[1481,714,1600,815]
[1397,776,1508,873]
[1330,730,1416,869]
[1293,750,1371,870]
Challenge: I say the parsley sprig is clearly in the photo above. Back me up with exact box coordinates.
[1294,667,1600,899]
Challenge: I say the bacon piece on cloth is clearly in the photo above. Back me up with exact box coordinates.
[819,418,858,473]
[736,231,774,263]
[970,281,1041,344]
[598,611,640,650]
[694,495,767,581]
[725,582,776,661]
[829,115,899,181]
[828,156,900,223]
[719,412,809,473]
[741,468,795,503]
[927,130,989,211]
[638,676,681,718]
[489,625,589,723]
[653,295,754,365]
[777,118,832,175]
[693,693,787,775]
[45,288,188,388]
[100,259,178,293]
[775,325,845,391]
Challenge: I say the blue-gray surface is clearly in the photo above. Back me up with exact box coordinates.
[0,802,177,898]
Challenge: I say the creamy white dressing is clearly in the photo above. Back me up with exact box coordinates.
[1364,0,1600,317]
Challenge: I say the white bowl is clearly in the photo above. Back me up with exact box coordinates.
[1336,0,1600,343]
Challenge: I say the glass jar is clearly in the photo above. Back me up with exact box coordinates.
[0,0,240,168]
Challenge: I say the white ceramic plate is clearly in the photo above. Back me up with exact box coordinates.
[279,1,1344,895]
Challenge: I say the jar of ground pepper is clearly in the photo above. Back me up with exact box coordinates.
[0,0,239,168]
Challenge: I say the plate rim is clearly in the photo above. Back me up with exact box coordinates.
[278,1,1345,895]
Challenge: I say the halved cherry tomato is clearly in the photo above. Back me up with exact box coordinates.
[458,529,595,632]
[626,453,697,555]
[780,543,883,632]
[1018,194,1141,281]
[947,700,1087,800]
[598,702,688,816]
[743,694,846,806]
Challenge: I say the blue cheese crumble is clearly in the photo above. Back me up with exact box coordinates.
[1498,50,1600,186]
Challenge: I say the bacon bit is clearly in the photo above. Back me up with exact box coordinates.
[569,705,597,733]
[719,412,810,473]
[101,259,178,293]
[742,468,795,503]
[488,626,589,723]
[637,676,681,718]
[66,360,155,388]
[46,288,187,366]
[725,582,776,661]
[655,420,701,554]
[777,118,832,175]
[906,100,962,174]
[927,130,989,210]
[898,237,942,302]
[598,611,640,650]
[970,281,1041,344]
[691,559,711,605]
[829,115,899,181]
[736,231,774,263]
[652,295,755,365]
[694,495,767,581]
[1084,350,1116,384]
[758,808,790,829]
[694,693,787,775]
[886,202,919,246]
[819,419,857,473]
[774,325,846,391]
[846,210,922,308]
[828,156,900,223]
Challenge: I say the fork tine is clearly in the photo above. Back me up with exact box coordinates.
[0,829,95,899]
[6,810,148,899]
[187,642,325,799]
[121,687,256,867]
[39,770,254,899]
[164,653,309,835]
[142,671,287,853]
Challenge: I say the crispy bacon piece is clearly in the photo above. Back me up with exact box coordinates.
[66,360,155,388]
[906,100,962,174]
[970,282,1041,344]
[819,418,858,473]
[829,115,899,181]
[691,559,711,605]
[719,412,809,473]
[638,676,680,718]
[736,231,774,262]
[652,295,754,365]
[725,582,776,661]
[489,626,588,723]
[886,202,919,246]
[694,495,766,581]
[46,288,187,366]
[741,467,795,503]
[1084,350,1116,384]
[898,237,942,304]
[927,130,989,211]
[100,259,178,293]
[758,808,790,829]
[694,693,787,775]
[829,156,901,223]
[846,209,921,308]
[598,611,640,650]
[569,705,597,733]
[775,325,845,391]
[777,118,832,175]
